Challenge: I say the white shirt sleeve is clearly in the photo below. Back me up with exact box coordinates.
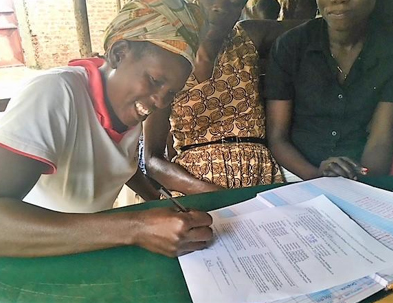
[0,71,76,170]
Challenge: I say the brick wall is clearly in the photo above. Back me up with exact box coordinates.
[14,0,127,69]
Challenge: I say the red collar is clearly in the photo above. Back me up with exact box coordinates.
[68,58,127,143]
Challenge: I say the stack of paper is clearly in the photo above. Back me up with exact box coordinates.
[179,177,393,303]
[257,177,393,287]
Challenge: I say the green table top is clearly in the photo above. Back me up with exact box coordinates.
[1,177,392,303]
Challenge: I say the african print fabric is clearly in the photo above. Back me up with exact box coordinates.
[103,0,202,66]
[169,23,283,193]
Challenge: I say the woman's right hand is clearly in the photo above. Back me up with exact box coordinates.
[131,208,213,257]
[318,157,367,180]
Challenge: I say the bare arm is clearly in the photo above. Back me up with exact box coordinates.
[362,102,393,175]
[267,100,388,180]
[193,35,224,83]
[267,99,320,180]
[0,147,213,257]
[193,21,234,83]
[144,107,222,195]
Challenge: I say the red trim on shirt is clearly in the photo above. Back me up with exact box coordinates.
[68,58,126,143]
[0,143,56,174]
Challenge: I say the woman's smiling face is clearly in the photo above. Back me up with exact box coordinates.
[317,0,376,31]
[105,41,192,128]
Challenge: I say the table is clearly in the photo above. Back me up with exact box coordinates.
[0,177,392,303]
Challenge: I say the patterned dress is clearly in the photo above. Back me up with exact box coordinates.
[169,23,283,192]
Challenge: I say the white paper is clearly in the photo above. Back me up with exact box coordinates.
[257,177,393,284]
[195,178,391,303]
[179,195,393,303]
[257,177,393,249]
[194,194,387,303]
[273,277,383,303]
[205,194,385,303]
[214,197,270,218]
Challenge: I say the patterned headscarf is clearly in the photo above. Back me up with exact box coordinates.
[103,0,202,66]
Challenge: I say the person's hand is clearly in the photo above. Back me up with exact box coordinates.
[132,208,213,257]
[318,157,367,180]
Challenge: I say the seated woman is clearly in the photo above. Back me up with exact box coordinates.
[0,0,213,257]
[266,0,393,181]
[144,0,302,195]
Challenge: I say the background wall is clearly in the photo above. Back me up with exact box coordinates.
[13,0,127,69]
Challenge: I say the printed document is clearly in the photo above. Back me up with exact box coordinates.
[204,192,385,303]
[258,177,393,286]
[179,195,393,303]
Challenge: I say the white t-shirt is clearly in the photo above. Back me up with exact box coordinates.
[0,60,141,213]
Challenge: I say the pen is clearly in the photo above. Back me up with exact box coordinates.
[146,175,188,212]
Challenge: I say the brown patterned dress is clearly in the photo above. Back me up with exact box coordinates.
[169,23,283,192]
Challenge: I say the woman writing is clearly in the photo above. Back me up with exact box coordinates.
[266,0,393,181]
[0,0,213,257]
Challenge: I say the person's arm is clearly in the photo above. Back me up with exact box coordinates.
[361,102,393,175]
[193,18,237,83]
[267,100,368,180]
[125,167,160,201]
[0,147,213,257]
[193,34,224,83]
[266,99,320,180]
[144,107,222,195]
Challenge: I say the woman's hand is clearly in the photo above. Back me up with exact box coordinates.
[132,208,213,257]
[318,157,367,180]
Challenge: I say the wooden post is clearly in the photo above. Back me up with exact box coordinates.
[116,0,122,12]
[73,0,92,58]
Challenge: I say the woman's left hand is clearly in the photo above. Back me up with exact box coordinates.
[318,157,367,180]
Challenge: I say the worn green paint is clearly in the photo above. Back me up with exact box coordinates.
[0,178,391,303]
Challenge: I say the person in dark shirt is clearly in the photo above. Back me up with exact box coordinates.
[266,0,393,181]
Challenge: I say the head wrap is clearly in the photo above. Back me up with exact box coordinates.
[103,0,202,66]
